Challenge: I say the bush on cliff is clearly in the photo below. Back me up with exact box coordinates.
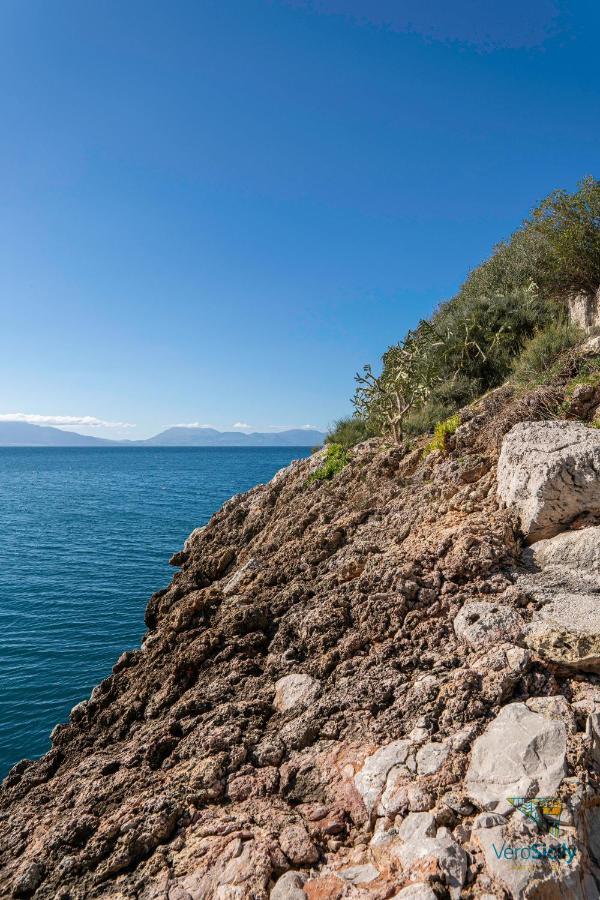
[425,414,461,454]
[512,320,583,387]
[326,416,371,448]
[308,443,349,482]
[351,177,599,441]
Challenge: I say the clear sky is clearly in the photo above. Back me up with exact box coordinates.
[0,0,598,439]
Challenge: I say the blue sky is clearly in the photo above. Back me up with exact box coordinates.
[0,0,598,439]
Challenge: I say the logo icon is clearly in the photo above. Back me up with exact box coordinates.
[507,797,562,838]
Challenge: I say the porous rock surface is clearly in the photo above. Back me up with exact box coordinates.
[2,392,600,898]
[497,420,600,542]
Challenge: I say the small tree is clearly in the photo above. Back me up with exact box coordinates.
[353,321,443,442]
[528,176,600,297]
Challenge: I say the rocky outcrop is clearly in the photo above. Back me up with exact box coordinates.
[2,390,600,898]
[497,421,600,542]
[568,287,600,333]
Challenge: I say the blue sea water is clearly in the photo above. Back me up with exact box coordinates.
[0,446,310,778]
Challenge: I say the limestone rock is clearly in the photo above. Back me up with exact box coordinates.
[583,333,600,355]
[525,525,600,573]
[396,812,436,842]
[526,595,600,672]
[390,827,467,899]
[568,287,600,332]
[465,702,567,812]
[338,864,379,885]
[453,601,525,648]
[390,886,437,900]
[497,421,600,542]
[415,741,450,775]
[273,674,320,713]
[354,740,412,815]
[270,871,306,900]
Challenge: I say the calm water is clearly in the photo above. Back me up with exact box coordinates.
[0,446,309,778]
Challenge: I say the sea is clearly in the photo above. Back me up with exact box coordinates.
[0,446,311,778]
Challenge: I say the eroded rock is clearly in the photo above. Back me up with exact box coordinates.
[497,421,600,542]
[454,601,525,648]
[527,596,600,672]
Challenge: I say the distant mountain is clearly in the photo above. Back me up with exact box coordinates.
[141,427,325,447]
[0,421,115,446]
[0,421,325,447]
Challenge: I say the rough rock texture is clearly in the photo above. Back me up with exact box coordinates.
[527,597,600,672]
[525,525,600,571]
[518,526,600,671]
[497,421,600,542]
[453,602,525,649]
[2,388,600,898]
[568,288,600,333]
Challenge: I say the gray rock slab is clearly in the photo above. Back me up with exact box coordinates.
[465,702,566,813]
[270,871,306,900]
[416,741,450,775]
[525,525,600,574]
[390,886,437,900]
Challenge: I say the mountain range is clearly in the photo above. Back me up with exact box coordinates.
[0,421,325,447]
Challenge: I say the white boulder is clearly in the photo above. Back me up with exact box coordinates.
[390,827,467,899]
[526,595,600,672]
[525,524,600,572]
[270,871,306,899]
[497,421,600,542]
[390,886,437,900]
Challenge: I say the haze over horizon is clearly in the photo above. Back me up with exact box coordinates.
[1,0,599,439]
[0,414,321,440]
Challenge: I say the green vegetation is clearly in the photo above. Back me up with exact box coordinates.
[512,321,582,387]
[564,363,600,397]
[308,443,349,482]
[348,178,599,443]
[353,321,444,442]
[326,416,371,449]
[425,414,461,455]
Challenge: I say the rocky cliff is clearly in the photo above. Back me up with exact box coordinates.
[3,364,600,898]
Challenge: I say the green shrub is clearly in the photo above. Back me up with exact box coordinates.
[430,286,556,401]
[326,416,371,448]
[512,321,582,386]
[564,364,600,398]
[528,176,600,297]
[308,443,349,482]
[425,414,461,454]
[353,321,444,442]
[349,178,600,442]
[403,398,459,436]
